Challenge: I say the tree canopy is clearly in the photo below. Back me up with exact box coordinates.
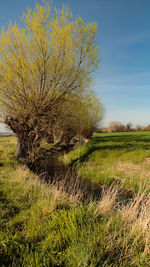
[47,91,104,146]
[0,1,101,163]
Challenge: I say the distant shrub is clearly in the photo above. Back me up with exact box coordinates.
[126,122,132,131]
[107,122,134,132]
[95,127,108,133]
[134,125,144,131]
[108,121,125,132]
[144,124,150,131]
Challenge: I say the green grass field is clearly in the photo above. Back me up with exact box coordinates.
[0,133,150,266]
[65,131,150,192]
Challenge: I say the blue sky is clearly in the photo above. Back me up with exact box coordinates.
[0,0,150,131]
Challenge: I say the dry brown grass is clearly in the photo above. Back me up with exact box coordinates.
[117,161,150,178]
[119,189,150,254]
[93,185,118,217]
[92,183,150,263]
[11,165,83,211]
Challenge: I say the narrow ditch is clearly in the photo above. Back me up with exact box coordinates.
[30,156,102,202]
[29,155,135,203]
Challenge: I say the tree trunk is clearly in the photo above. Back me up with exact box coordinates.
[5,116,44,164]
[15,136,36,164]
[15,138,27,158]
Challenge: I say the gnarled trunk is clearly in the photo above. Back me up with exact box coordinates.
[15,137,37,164]
[15,137,28,158]
[5,116,42,164]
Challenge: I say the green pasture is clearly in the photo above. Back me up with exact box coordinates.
[65,131,150,191]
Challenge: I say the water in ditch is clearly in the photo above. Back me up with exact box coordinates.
[35,156,102,201]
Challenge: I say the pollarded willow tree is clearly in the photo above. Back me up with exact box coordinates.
[0,1,99,163]
[48,91,104,147]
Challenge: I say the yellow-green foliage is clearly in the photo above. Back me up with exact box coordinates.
[0,1,99,163]
[0,1,98,117]
[51,91,104,142]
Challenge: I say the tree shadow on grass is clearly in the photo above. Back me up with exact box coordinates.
[92,133,150,144]
[70,134,150,167]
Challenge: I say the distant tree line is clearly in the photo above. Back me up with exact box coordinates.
[99,121,150,133]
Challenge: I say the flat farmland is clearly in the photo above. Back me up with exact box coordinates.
[65,131,150,192]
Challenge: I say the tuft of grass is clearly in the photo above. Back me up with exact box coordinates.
[93,185,118,217]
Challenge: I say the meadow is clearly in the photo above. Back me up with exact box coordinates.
[0,132,150,266]
[65,131,150,192]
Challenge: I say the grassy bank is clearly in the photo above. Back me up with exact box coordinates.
[64,132,150,192]
[0,134,150,266]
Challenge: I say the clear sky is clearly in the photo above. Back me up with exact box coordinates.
[0,0,150,131]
